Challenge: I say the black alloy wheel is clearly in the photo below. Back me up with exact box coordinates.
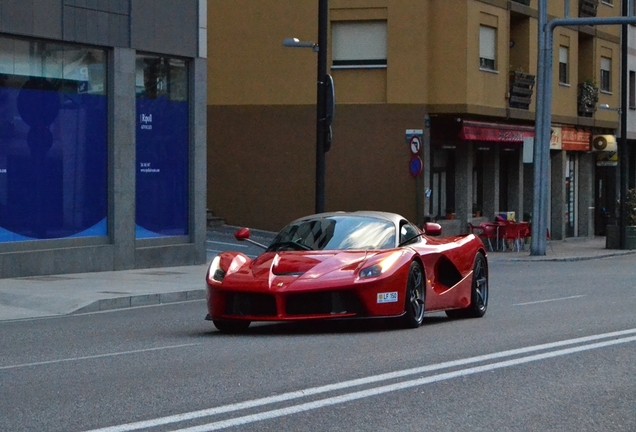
[213,319,251,333]
[402,261,426,328]
[446,252,488,319]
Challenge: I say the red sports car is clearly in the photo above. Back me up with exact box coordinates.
[205,211,488,332]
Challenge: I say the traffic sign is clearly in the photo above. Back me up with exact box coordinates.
[409,136,421,154]
[409,155,423,177]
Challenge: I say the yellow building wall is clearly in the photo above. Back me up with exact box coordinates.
[427,0,469,107]
[207,0,317,106]
[553,28,579,118]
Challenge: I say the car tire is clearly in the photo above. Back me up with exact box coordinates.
[402,261,426,328]
[212,319,251,333]
[446,252,488,319]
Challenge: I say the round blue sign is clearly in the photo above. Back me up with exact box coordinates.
[409,155,423,177]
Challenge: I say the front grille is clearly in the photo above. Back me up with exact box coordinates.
[286,291,365,316]
[224,292,277,316]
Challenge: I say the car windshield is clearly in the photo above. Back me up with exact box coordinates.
[268,216,396,251]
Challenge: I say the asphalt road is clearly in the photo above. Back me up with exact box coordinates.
[1,255,635,432]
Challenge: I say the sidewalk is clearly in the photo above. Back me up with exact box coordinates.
[0,231,633,322]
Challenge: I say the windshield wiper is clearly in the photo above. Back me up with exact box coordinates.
[267,240,313,252]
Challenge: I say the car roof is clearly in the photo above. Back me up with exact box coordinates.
[291,211,406,227]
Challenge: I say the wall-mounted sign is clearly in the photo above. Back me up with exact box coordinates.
[409,136,422,154]
[550,126,562,150]
[409,155,423,177]
[406,129,423,154]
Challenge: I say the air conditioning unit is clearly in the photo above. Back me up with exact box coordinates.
[591,135,617,152]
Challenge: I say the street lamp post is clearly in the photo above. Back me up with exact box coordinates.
[283,0,330,214]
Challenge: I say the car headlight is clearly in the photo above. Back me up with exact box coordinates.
[207,256,226,282]
[359,251,402,279]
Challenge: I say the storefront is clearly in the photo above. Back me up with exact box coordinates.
[549,126,596,239]
[430,117,533,234]
[0,0,207,278]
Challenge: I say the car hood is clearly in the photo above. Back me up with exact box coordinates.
[224,250,383,290]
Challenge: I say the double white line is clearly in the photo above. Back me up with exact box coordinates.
[89,328,636,432]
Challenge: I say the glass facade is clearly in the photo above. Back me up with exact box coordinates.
[135,55,189,238]
[0,37,108,243]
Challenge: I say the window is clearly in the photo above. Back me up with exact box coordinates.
[332,21,387,68]
[479,26,496,70]
[630,71,636,109]
[0,37,108,243]
[559,46,569,84]
[136,55,189,238]
[600,56,611,92]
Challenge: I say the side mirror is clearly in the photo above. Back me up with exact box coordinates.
[423,222,442,237]
[234,227,251,241]
[234,227,267,249]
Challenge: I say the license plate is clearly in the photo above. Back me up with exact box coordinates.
[377,292,398,303]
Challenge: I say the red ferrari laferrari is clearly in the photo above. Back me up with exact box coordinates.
[205,211,488,332]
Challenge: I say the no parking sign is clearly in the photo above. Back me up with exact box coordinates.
[406,129,424,177]
[409,155,423,177]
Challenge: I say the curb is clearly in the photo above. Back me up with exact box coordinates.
[72,289,206,314]
[491,249,636,262]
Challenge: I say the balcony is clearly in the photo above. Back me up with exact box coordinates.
[577,82,598,117]
[511,0,531,5]
[579,0,598,18]
[509,71,535,110]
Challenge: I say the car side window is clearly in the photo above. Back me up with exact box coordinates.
[400,222,421,246]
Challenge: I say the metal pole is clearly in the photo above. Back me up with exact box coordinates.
[619,0,629,248]
[532,13,636,255]
[315,0,328,214]
[531,0,548,255]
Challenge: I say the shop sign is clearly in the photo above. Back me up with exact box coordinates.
[561,127,590,151]
[550,127,562,150]
[459,120,534,143]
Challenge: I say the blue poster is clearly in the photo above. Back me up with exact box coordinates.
[135,96,189,238]
[0,77,108,242]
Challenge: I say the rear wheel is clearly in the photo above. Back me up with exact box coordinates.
[446,252,488,319]
[402,261,425,328]
[212,319,251,333]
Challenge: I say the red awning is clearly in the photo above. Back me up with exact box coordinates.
[459,120,535,143]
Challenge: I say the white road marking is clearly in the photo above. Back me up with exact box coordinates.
[175,334,636,432]
[84,327,636,432]
[513,295,587,306]
[0,343,201,370]
[206,240,248,248]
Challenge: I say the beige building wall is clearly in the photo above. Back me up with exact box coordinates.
[207,0,622,231]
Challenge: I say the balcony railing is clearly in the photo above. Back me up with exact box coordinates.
[577,82,598,117]
[579,0,599,18]
[509,71,535,110]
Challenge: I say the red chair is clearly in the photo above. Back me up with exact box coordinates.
[517,221,530,250]
[501,222,525,252]
[479,222,500,251]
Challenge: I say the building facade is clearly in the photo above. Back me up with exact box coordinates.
[207,0,627,240]
[0,0,208,278]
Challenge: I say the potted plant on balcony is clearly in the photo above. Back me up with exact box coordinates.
[577,78,598,117]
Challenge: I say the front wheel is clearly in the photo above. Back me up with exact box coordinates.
[401,261,426,328]
[213,319,251,333]
[446,252,488,319]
